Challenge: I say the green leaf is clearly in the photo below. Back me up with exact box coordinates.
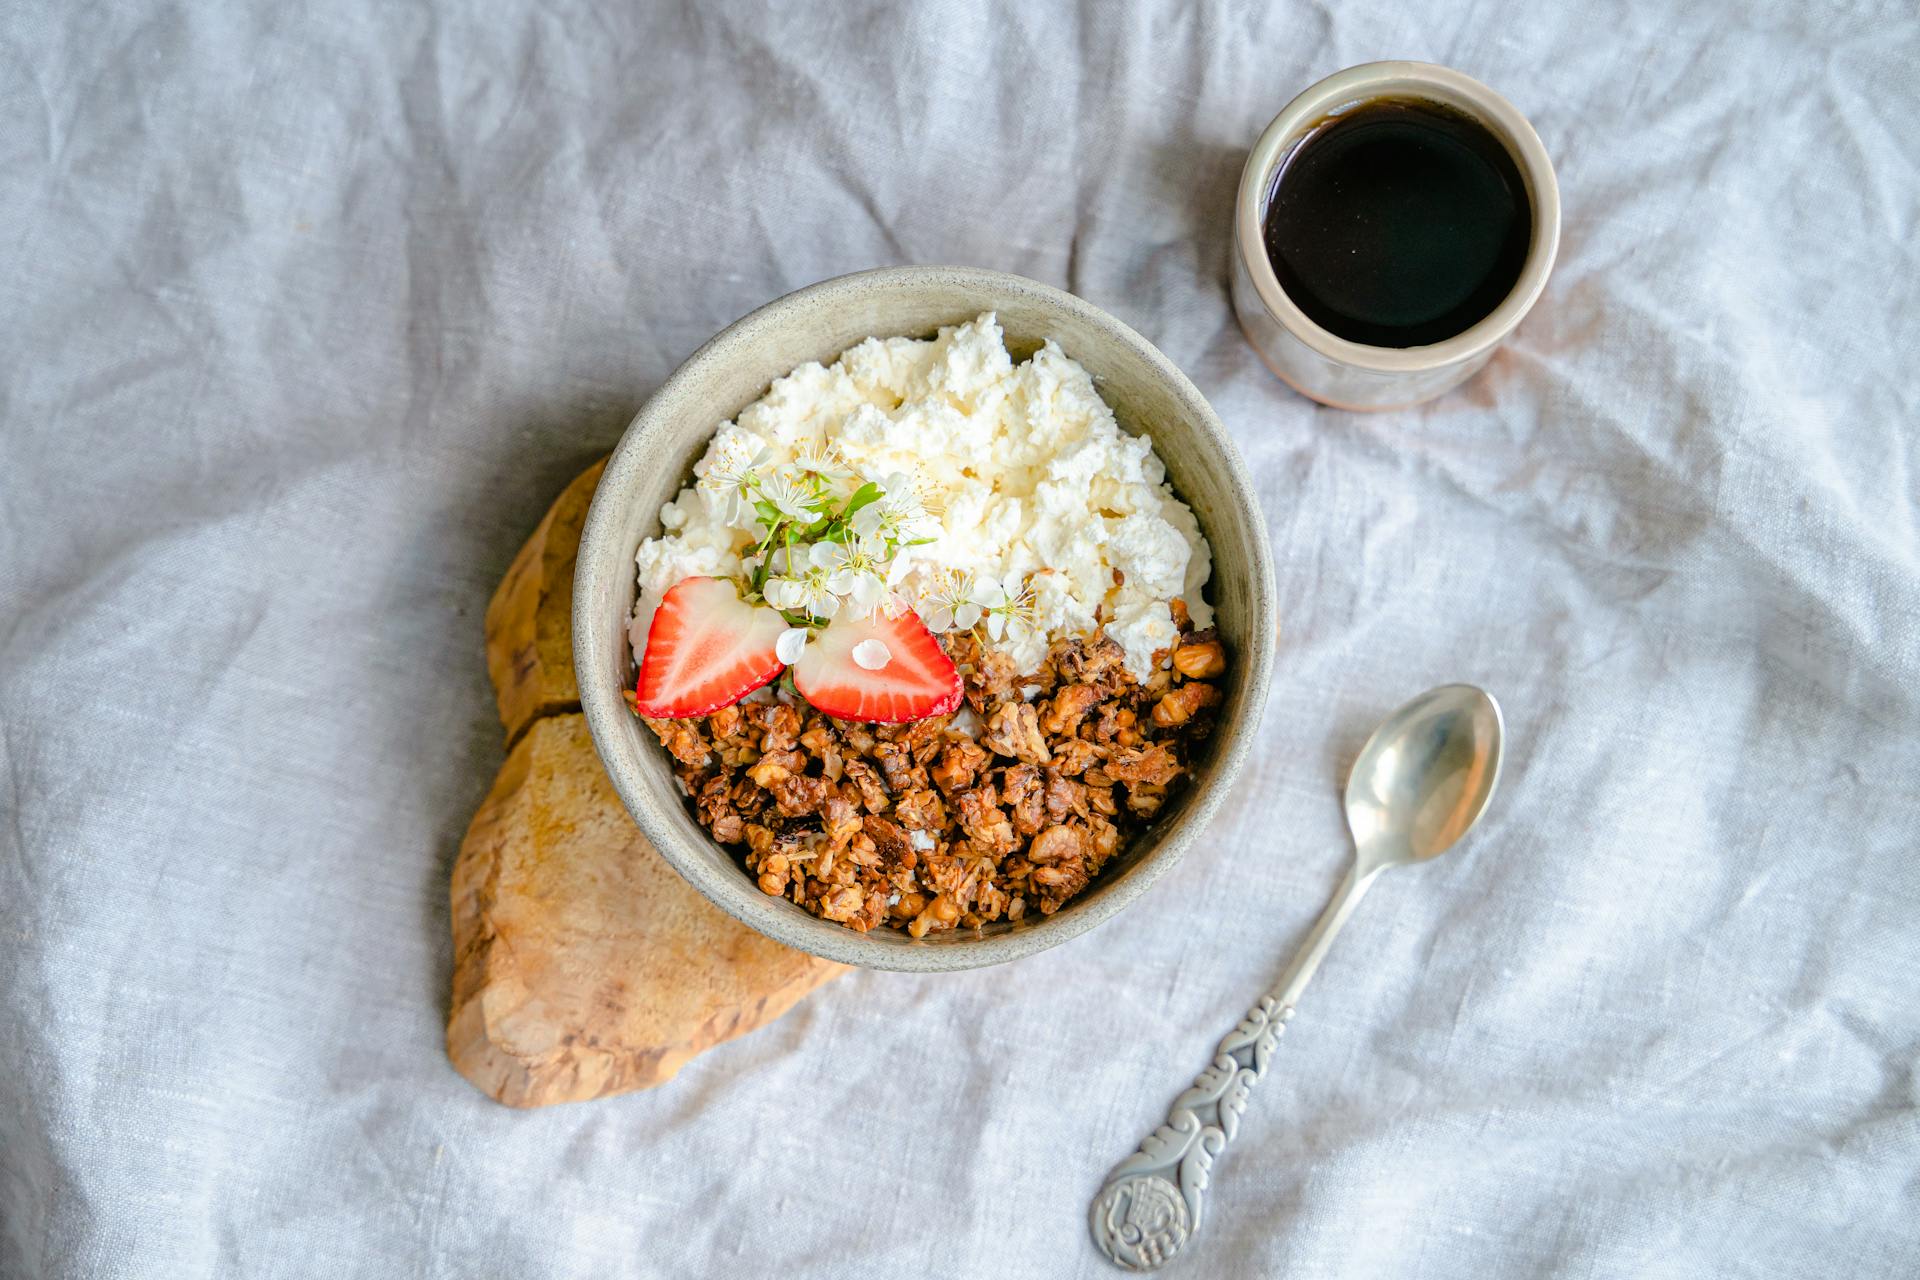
[841,481,883,519]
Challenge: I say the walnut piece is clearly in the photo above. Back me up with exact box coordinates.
[1040,682,1102,736]
[931,740,989,793]
[843,759,890,811]
[1152,682,1221,728]
[1172,631,1226,679]
[645,718,711,769]
[1104,743,1182,786]
[1001,764,1046,837]
[954,783,1018,856]
[982,702,1051,764]
[1027,824,1086,864]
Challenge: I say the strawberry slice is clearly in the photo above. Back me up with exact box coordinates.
[635,577,788,717]
[791,606,963,723]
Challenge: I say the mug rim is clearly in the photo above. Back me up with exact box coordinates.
[1235,60,1561,374]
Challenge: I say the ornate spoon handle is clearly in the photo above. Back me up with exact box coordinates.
[1090,865,1376,1271]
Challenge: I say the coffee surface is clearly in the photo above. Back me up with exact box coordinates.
[1262,97,1531,348]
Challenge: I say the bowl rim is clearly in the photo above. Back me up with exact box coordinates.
[575,265,1275,971]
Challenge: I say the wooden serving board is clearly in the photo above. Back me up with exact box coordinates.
[446,462,843,1108]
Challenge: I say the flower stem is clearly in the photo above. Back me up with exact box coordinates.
[750,517,785,594]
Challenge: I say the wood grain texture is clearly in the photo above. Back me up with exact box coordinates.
[483,458,604,746]
[447,714,843,1106]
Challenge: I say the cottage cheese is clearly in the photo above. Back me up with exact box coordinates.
[632,313,1213,680]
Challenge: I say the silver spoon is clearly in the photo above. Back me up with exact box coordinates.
[1089,684,1506,1272]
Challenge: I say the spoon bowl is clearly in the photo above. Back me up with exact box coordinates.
[1345,684,1505,873]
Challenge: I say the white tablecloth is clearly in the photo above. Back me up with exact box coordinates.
[3,2,1916,1276]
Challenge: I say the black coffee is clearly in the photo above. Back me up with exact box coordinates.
[1261,97,1531,348]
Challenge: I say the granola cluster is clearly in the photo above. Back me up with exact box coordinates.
[640,606,1227,938]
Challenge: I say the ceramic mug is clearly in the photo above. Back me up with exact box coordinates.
[1232,61,1561,411]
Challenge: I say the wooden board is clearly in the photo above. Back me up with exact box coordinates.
[448,462,843,1107]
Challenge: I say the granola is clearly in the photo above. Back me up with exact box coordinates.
[640,613,1227,938]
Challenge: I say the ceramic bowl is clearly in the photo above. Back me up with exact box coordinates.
[575,266,1275,971]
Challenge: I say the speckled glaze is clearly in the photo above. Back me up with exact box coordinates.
[575,267,1276,972]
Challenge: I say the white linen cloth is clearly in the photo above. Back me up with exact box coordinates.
[2,1,1916,1276]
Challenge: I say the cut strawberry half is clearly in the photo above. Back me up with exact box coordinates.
[634,577,788,717]
[791,607,963,723]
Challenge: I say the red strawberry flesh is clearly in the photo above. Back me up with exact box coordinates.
[634,577,788,717]
[791,608,963,724]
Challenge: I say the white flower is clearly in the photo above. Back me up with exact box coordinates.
[917,569,984,633]
[696,438,772,523]
[911,591,947,631]
[978,571,1036,643]
[758,467,818,522]
[698,437,769,491]
[884,543,916,587]
[764,569,839,620]
[791,439,854,485]
[949,595,984,633]
[775,627,809,665]
[810,537,887,614]
[850,638,891,670]
[851,471,941,543]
